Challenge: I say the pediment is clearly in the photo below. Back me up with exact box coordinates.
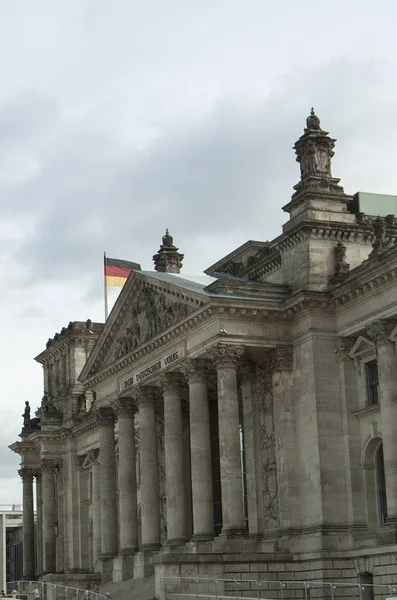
[80,272,207,382]
[349,335,375,359]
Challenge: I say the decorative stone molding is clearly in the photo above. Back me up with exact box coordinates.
[270,346,294,372]
[334,337,356,362]
[92,406,115,426]
[113,397,137,417]
[135,386,161,407]
[367,319,397,345]
[239,361,256,385]
[41,459,55,473]
[156,372,184,393]
[18,468,34,482]
[208,343,245,367]
[86,449,99,465]
[180,359,209,383]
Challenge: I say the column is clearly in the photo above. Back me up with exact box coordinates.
[41,459,56,574]
[19,468,35,579]
[138,387,161,549]
[182,360,213,540]
[115,399,138,580]
[209,343,246,535]
[96,407,118,579]
[90,450,101,570]
[160,373,187,544]
[367,319,397,521]
[35,473,43,576]
[55,462,65,573]
[335,338,367,528]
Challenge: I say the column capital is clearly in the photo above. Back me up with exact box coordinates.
[208,343,245,368]
[135,385,161,406]
[92,406,115,426]
[270,346,294,372]
[114,397,137,417]
[18,468,34,482]
[367,319,397,345]
[334,337,356,362]
[239,361,256,384]
[156,372,184,393]
[41,459,56,473]
[181,359,209,383]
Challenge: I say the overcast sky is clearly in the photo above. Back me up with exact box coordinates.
[1,0,397,503]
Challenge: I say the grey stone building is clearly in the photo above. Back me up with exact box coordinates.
[10,111,397,596]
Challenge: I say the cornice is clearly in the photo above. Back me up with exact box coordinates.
[331,243,397,308]
[285,290,334,318]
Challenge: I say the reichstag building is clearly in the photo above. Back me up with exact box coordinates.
[11,110,397,597]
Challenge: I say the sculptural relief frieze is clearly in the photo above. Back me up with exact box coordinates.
[114,285,191,359]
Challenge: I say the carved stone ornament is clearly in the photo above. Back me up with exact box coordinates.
[330,241,350,284]
[207,344,245,367]
[41,459,55,473]
[367,319,397,345]
[239,361,255,385]
[270,346,294,372]
[134,386,161,407]
[18,468,33,482]
[180,359,209,383]
[370,216,389,257]
[86,449,99,465]
[334,337,356,362]
[156,372,184,393]
[115,284,191,359]
[92,406,115,426]
[113,398,137,417]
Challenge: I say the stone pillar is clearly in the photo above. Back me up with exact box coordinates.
[96,408,118,581]
[138,388,161,549]
[41,459,56,574]
[19,468,35,579]
[182,360,213,540]
[367,319,397,521]
[335,337,367,529]
[270,348,299,530]
[90,450,101,571]
[115,398,138,580]
[209,344,246,535]
[239,362,261,535]
[35,473,43,576]
[55,461,65,574]
[159,373,187,544]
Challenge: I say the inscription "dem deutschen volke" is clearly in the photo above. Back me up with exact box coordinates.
[123,346,185,389]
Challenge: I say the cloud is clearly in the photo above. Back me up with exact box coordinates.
[0,56,395,303]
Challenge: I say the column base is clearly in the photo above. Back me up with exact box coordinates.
[165,537,187,546]
[191,532,214,542]
[220,527,247,537]
[100,553,116,583]
[140,542,161,552]
[113,551,136,581]
[134,550,158,578]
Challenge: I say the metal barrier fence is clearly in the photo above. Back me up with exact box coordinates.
[160,576,397,600]
[5,581,107,600]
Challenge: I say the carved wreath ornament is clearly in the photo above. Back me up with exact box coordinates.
[115,286,190,359]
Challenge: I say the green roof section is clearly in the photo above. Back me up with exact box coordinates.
[349,191,397,217]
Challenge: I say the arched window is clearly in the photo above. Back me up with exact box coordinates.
[376,444,387,525]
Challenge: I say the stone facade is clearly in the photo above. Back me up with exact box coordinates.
[10,111,397,598]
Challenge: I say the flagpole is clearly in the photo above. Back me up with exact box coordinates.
[104,251,109,321]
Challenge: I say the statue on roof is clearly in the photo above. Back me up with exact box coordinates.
[22,401,31,428]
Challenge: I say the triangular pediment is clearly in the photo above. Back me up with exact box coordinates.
[80,271,208,382]
[349,335,375,359]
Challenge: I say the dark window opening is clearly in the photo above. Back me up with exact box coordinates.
[209,396,222,536]
[365,361,379,406]
[377,444,387,525]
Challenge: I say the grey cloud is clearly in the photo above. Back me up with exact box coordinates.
[0,57,394,300]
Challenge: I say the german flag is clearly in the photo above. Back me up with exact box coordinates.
[104,256,141,287]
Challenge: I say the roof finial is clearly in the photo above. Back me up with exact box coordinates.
[306,107,321,130]
[153,229,184,273]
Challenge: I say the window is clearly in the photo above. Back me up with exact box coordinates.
[376,444,387,525]
[365,360,379,406]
